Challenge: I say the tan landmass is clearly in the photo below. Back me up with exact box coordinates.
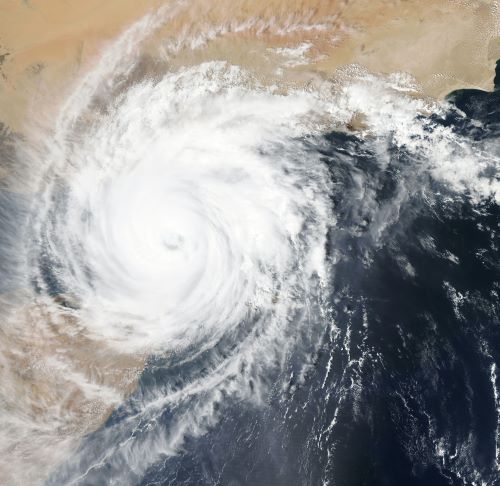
[0,0,499,133]
[0,296,146,484]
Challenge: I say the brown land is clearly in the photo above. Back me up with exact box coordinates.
[0,0,499,133]
[0,298,146,484]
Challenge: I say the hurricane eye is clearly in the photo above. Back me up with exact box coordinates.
[162,233,184,250]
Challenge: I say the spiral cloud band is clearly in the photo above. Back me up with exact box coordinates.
[31,63,332,352]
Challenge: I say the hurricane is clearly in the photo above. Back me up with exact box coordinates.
[1,1,500,485]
